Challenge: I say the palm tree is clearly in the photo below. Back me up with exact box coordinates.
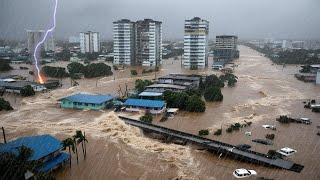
[61,138,75,167]
[72,136,79,164]
[74,130,88,159]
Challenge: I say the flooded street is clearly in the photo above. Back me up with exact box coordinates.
[1,45,320,179]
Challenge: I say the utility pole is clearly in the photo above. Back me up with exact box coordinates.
[2,127,7,144]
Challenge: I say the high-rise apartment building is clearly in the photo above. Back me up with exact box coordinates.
[214,35,239,61]
[183,17,209,69]
[27,30,55,55]
[136,19,162,67]
[80,31,100,53]
[113,19,136,65]
[112,19,162,67]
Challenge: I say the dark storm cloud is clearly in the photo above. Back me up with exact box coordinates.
[1,0,320,40]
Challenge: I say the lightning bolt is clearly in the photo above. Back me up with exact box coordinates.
[33,0,58,84]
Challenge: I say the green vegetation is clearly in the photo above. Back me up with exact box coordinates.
[0,61,13,72]
[0,98,13,111]
[0,146,53,179]
[203,74,224,90]
[214,128,222,136]
[67,62,85,75]
[163,91,205,112]
[265,134,275,140]
[225,122,250,133]
[135,79,153,93]
[198,129,209,136]
[186,95,206,112]
[204,86,223,102]
[131,70,138,76]
[84,63,113,78]
[42,66,69,78]
[220,73,238,87]
[276,115,295,124]
[140,113,153,123]
[20,85,35,97]
[55,49,71,61]
[113,65,119,70]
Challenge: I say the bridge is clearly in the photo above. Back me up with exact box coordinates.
[118,116,304,173]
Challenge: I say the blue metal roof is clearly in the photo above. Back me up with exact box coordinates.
[124,98,165,108]
[0,135,62,161]
[60,93,113,104]
[38,152,70,172]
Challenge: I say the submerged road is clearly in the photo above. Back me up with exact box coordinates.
[118,116,304,173]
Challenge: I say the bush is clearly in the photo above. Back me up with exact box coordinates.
[163,91,189,110]
[276,115,295,123]
[214,129,222,136]
[140,113,153,123]
[204,86,223,102]
[186,95,206,112]
[67,62,85,75]
[135,79,153,93]
[84,63,113,78]
[198,129,209,136]
[226,127,233,133]
[265,134,275,140]
[20,85,35,97]
[131,70,138,76]
[0,98,13,111]
[220,73,238,87]
[204,75,224,88]
[42,66,69,78]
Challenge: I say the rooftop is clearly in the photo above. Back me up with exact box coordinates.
[139,91,163,97]
[0,135,62,161]
[158,74,200,81]
[124,98,165,108]
[146,84,187,90]
[59,93,113,104]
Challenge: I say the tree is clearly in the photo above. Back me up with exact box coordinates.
[220,73,238,87]
[199,76,205,92]
[198,129,209,136]
[135,79,153,93]
[20,85,35,97]
[0,61,13,72]
[0,98,13,111]
[73,130,88,159]
[131,70,138,76]
[42,66,69,78]
[55,49,71,61]
[204,86,223,102]
[61,138,75,167]
[214,129,222,136]
[140,113,153,123]
[67,62,85,75]
[84,63,113,78]
[265,134,275,140]
[186,95,206,112]
[163,91,189,110]
[205,75,224,88]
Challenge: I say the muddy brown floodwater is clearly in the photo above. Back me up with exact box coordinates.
[1,45,320,180]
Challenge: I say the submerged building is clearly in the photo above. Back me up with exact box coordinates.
[183,17,209,69]
[0,135,70,174]
[59,93,113,110]
[124,98,166,114]
[214,35,239,61]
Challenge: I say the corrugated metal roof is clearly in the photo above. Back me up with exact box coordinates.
[38,152,69,172]
[59,93,113,104]
[139,91,163,97]
[124,98,165,108]
[0,135,62,161]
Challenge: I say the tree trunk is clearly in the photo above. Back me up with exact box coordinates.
[84,132,87,158]
[68,147,72,167]
[75,144,79,164]
[81,142,85,159]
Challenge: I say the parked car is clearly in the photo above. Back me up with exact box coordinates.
[277,147,297,157]
[233,168,257,178]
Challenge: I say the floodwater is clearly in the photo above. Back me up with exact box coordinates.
[1,46,320,180]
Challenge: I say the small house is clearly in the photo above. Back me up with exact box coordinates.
[0,135,70,174]
[59,93,114,110]
[124,98,166,114]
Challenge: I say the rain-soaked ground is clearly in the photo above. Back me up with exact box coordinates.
[1,45,320,179]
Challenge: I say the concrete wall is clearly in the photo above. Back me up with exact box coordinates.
[60,99,106,110]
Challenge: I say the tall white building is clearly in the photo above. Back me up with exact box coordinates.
[27,30,55,54]
[113,19,136,65]
[80,31,100,53]
[136,19,162,67]
[183,17,209,69]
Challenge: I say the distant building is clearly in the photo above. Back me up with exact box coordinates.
[113,19,136,65]
[183,17,209,69]
[144,84,187,93]
[68,36,80,43]
[157,74,201,88]
[79,31,100,53]
[136,19,162,67]
[59,93,113,110]
[316,71,320,85]
[0,134,70,174]
[291,41,305,49]
[214,35,239,61]
[27,30,55,56]
[124,98,166,114]
[0,80,46,93]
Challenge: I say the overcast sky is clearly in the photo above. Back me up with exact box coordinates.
[1,0,320,40]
